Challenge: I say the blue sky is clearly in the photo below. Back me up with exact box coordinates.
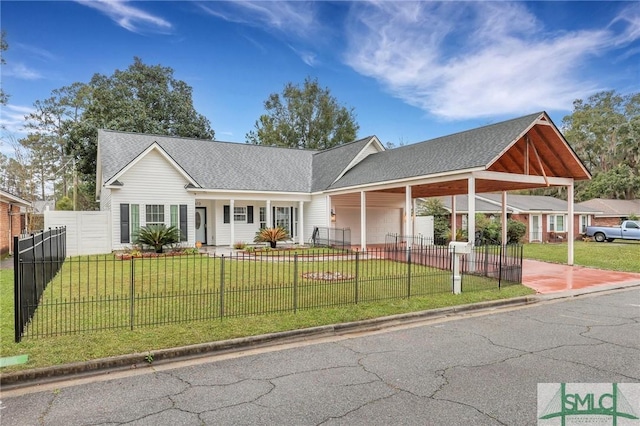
[1,1,639,156]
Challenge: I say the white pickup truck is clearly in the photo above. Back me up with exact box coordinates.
[585,220,640,242]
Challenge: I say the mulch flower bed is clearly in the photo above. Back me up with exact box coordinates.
[301,271,355,281]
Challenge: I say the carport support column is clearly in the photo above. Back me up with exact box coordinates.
[298,201,304,245]
[468,177,475,246]
[568,183,574,266]
[501,191,508,246]
[266,200,271,229]
[230,199,235,247]
[451,196,457,241]
[360,191,367,252]
[405,185,412,248]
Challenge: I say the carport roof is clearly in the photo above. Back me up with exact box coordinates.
[328,112,590,195]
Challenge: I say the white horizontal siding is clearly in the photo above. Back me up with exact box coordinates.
[109,149,195,251]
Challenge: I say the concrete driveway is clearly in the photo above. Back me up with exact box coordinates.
[522,259,640,293]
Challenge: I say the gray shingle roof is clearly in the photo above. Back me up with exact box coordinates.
[480,194,601,213]
[311,136,375,192]
[433,193,602,213]
[435,195,515,213]
[99,112,564,195]
[328,112,543,190]
[99,130,317,192]
[576,198,640,217]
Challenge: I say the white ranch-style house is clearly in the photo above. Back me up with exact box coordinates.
[96,111,591,264]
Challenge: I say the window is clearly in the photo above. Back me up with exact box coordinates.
[131,204,140,240]
[462,215,468,231]
[234,206,247,222]
[548,214,565,232]
[146,205,164,226]
[625,221,639,229]
[259,207,267,229]
[170,205,178,228]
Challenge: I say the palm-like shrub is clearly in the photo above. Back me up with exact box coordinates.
[254,227,289,248]
[135,224,181,253]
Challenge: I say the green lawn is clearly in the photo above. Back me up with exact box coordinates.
[523,240,640,273]
[0,254,533,373]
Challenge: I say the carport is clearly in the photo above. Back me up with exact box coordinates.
[324,112,591,265]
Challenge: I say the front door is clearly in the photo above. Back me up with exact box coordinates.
[195,207,206,245]
[530,214,541,242]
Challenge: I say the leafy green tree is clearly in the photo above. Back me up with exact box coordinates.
[416,198,450,243]
[563,90,639,200]
[56,196,73,211]
[25,58,214,209]
[246,77,359,150]
[19,133,59,200]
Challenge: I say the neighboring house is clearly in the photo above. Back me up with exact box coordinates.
[96,111,591,258]
[432,194,602,243]
[576,198,640,226]
[33,200,56,214]
[0,189,30,256]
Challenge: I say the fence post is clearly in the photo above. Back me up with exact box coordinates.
[129,258,135,330]
[14,237,22,342]
[293,254,298,313]
[498,244,504,289]
[354,251,359,304]
[407,249,412,299]
[220,255,225,320]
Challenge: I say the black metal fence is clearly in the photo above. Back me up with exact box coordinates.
[13,244,522,340]
[310,226,351,249]
[14,227,67,342]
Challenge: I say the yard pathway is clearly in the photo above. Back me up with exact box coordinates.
[522,259,640,293]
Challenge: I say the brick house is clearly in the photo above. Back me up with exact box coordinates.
[1,189,31,256]
[575,199,640,227]
[431,193,602,243]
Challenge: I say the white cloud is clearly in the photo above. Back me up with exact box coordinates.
[343,2,639,120]
[75,0,172,34]
[198,1,317,39]
[199,1,321,66]
[0,104,34,136]
[2,63,42,80]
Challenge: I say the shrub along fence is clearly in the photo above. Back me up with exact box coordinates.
[14,244,522,341]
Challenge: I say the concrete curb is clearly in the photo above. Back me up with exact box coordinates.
[3,283,638,388]
[0,296,537,387]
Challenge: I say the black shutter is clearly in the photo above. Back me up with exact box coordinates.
[272,206,276,228]
[179,204,187,241]
[224,205,230,224]
[247,206,254,224]
[290,207,294,236]
[120,204,130,243]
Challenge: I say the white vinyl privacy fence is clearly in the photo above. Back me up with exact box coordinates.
[44,211,111,256]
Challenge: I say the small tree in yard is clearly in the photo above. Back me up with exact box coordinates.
[135,224,180,253]
[254,227,289,248]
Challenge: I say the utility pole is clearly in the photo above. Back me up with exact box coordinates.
[73,157,77,211]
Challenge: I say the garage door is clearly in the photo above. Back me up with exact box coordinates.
[335,207,402,245]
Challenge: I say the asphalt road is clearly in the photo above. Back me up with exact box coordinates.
[2,288,639,425]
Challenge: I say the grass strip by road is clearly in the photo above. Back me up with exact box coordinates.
[523,241,640,273]
[0,268,533,373]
